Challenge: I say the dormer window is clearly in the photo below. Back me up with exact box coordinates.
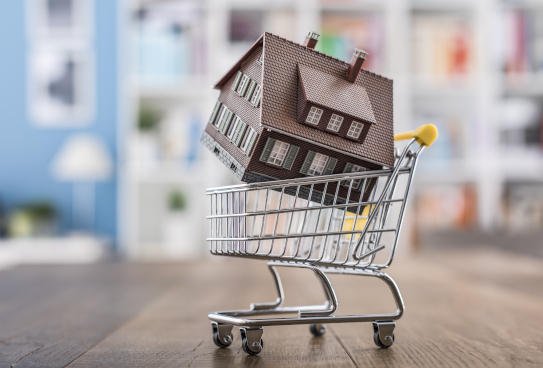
[237,75,250,96]
[327,114,343,132]
[297,64,377,140]
[347,121,364,139]
[306,106,323,125]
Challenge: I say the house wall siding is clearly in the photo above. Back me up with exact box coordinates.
[247,130,380,203]
[204,46,264,169]
[0,0,119,243]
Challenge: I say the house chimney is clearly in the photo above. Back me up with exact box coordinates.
[347,49,368,83]
[303,31,320,50]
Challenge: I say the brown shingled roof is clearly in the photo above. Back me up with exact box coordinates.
[297,63,376,124]
[212,32,394,167]
[260,33,394,167]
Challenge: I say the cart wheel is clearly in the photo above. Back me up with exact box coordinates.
[240,327,264,355]
[211,322,233,348]
[309,324,326,337]
[373,330,394,348]
[372,321,395,349]
[213,330,233,348]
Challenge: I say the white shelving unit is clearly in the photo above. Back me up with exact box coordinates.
[119,0,543,259]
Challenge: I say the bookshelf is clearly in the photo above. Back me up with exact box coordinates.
[119,0,543,259]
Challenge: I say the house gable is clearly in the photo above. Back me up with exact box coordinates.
[213,35,264,90]
[203,42,265,173]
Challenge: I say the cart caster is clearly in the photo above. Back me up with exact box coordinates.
[309,324,326,337]
[211,322,233,348]
[372,321,395,348]
[240,327,264,355]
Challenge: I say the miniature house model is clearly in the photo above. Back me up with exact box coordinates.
[201,31,394,203]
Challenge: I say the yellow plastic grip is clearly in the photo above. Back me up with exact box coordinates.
[394,124,438,147]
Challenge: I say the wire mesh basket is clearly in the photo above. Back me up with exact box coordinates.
[206,125,438,355]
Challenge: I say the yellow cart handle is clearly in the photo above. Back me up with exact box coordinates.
[394,124,438,147]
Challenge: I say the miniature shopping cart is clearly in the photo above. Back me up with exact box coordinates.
[206,125,437,355]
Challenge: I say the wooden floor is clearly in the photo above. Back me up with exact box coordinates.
[1,247,542,367]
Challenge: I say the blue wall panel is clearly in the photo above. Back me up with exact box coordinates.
[0,0,119,245]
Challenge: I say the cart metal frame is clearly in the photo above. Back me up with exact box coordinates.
[206,126,436,355]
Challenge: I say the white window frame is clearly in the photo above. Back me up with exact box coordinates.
[215,107,228,127]
[237,74,250,96]
[250,84,261,106]
[347,121,364,139]
[227,116,242,140]
[327,114,344,132]
[307,153,329,176]
[346,164,366,189]
[267,140,290,167]
[305,106,323,125]
[241,128,257,154]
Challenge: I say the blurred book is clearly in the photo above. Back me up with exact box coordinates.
[412,12,474,84]
[319,11,385,73]
[132,104,205,174]
[414,113,468,167]
[133,0,207,84]
[499,8,543,75]
[503,182,543,232]
[229,8,296,44]
[498,98,543,150]
[415,184,477,231]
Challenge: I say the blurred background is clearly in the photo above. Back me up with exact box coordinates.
[0,0,542,266]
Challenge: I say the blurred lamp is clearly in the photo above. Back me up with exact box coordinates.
[52,134,112,181]
[51,134,113,232]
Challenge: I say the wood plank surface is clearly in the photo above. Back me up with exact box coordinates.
[0,247,542,367]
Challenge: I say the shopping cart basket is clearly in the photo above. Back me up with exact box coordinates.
[206,124,437,355]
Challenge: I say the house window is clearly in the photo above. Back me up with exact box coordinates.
[307,153,329,176]
[240,128,258,155]
[228,117,247,146]
[342,163,367,189]
[267,140,290,166]
[215,107,228,127]
[227,116,242,140]
[217,108,234,134]
[231,71,243,91]
[327,114,344,132]
[250,84,261,107]
[300,151,337,176]
[305,106,323,125]
[219,110,235,134]
[237,75,250,96]
[209,101,222,124]
[260,138,299,169]
[347,121,364,139]
[245,80,256,101]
